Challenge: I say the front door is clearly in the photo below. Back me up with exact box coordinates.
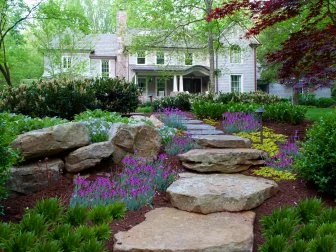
[184,78,201,93]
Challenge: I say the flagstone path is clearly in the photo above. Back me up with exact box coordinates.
[114,116,278,252]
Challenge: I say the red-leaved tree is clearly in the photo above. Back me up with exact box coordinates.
[208,0,336,88]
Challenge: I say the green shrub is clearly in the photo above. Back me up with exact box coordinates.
[260,198,336,252]
[315,97,335,108]
[263,103,306,124]
[0,198,125,251]
[192,101,227,120]
[90,78,140,113]
[298,93,317,106]
[0,118,19,214]
[214,91,283,104]
[152,93,191,111]
[0,80,96,119]
[294,113,336,196]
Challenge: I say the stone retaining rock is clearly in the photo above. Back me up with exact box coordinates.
[109,123,161,163]
[179,148,266,173]
[8,159,64,195]
[184,124,216,130]
[167,173,278,213]
[65,141,114,173]
[11,122,90,160]
[114,207,255,252]
[192,134,252,148]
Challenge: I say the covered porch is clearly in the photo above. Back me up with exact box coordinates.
[131,65,210,98]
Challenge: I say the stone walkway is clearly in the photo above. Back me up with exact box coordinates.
[114,116,278,252]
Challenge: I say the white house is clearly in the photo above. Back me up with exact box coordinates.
[43,11,261,98]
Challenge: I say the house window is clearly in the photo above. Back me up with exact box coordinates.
[62,56,71,69]
[137,77,147,94]
[101,60,109,78]
[157,79,165,96]
[230,45,242,63]
[137,51,146,64]
[185,52,193,65]
[156,52,164,65]
[231,75,242,93]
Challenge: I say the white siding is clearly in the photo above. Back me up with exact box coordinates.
[268,83,332,98]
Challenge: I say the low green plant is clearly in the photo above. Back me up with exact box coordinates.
[263,102,307,124]
[136,106,153,113]
[0,198,126,251]
[253,167,296,181]
[259,198,336,252]
[294,112,336,196]
[315,97,335,108]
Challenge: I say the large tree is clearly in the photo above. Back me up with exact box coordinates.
[0,0,42,86]
[208,0,336,88]
[117,0,249,92]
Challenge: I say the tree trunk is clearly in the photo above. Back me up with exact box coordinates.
[204,0,216,93]
[0,63,12,86]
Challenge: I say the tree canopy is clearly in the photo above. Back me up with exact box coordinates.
[208,0,336,88]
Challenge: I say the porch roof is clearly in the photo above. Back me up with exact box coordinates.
[130,65,210,76]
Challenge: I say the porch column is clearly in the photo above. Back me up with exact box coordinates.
[134,74,137,84]
[179,75,184,92]
[173,75,178,92]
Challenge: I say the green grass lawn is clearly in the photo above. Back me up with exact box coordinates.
[305,107,336,121]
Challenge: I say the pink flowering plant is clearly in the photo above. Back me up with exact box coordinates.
[265,132,300,172]
[164,134,196,155]
[158,107,187,130]
[222,112,260,133]
[70,154,176,210]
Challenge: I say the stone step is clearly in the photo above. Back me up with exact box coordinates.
[114,207,255,252]
[178,148,266,173]
[184,124,216,130]
[186,129,224,135]
[180,119,203,124]
[167,173,278,214]
[192,134,252,148]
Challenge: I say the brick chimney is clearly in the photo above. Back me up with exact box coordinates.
[116,10,128,78]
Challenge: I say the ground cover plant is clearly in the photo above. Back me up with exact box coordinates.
[0,197,126,251]
[70,154,176,210]
[164,134,196,155]
[294,112,336,197]
[157,107,187,130]
[222,112,260,133]
[259,198,336,252]
[152,93,191,111]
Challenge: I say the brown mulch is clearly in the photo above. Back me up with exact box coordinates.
[1,119,334,251]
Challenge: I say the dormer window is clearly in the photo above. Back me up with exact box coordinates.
[62,56,71,69]
[137,51,146,64]
[230,45,242,64]
[156,52,164,65]
[185,52,193,65]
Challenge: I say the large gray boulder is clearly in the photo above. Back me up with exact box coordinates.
[167,173,278,213]
[179,148,266,173]
[192,134,252,148]
[109,123,161,163]
[11,122,90,160]
[8,159,64,195]
[114,207,255,252]
[65,141,114,173]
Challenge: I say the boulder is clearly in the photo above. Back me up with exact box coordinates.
[184,124,216,130]
[179,148,266,173]
[149,115,164,128]
[7,159,64,195]
[167,173,278,213]
[65,141,114,173]
[192,134,252,148]
[11,122,90,160]
[186,129,224,135]
[109,123,161,162]
[114,207,255,252]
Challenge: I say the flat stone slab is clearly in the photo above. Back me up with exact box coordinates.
[179,148,266,173]
[184,124,216,130]
[114,207,255,252]
[192,135,252,148]
[181,119,203,124]
[167,173,278,213]
[186,129,224,135]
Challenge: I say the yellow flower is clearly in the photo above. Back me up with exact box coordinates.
[253,167,296,181]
